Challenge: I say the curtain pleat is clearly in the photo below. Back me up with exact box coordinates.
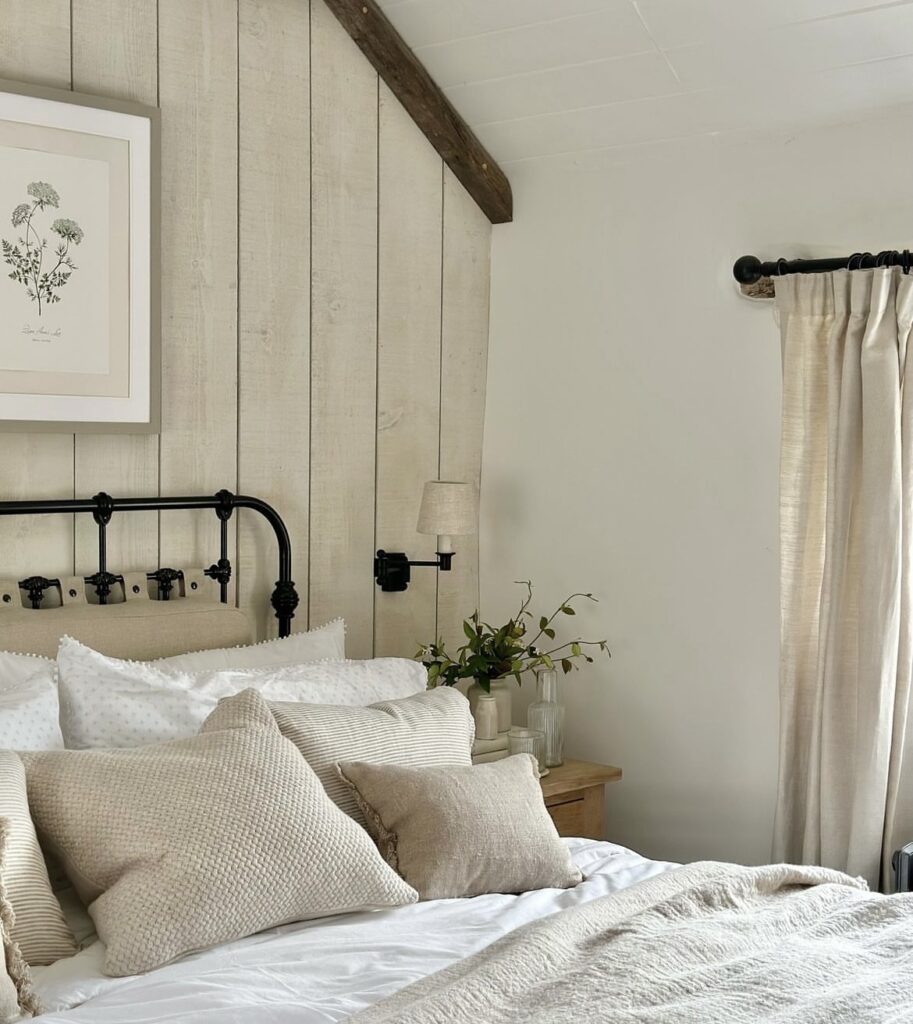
[774,267,913,890]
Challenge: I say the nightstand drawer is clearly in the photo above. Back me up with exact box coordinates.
[546,795,587,837]
[539,760,621,841]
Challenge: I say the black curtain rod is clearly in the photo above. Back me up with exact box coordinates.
[733,251,913,284]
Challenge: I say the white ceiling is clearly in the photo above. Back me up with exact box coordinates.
[376,0,913,164]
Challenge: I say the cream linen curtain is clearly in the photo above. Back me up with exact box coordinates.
[774,268,913,890]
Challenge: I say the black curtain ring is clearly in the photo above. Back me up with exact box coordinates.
[776,258,789,276]
[904,250,911,276]
[847,252,861,271]
[876,250,891,268]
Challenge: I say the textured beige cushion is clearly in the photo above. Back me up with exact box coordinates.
[0,600,252,660]
[337,754,583,900]
[0,752,74,966]
[269,687,474,824]
[0,820,41,1021]
[23,689,417,977]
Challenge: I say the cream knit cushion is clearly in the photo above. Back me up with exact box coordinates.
[269,687,474,823]
[0,752,74,967]
[0,819,41,1021]
[23,689,418,977]
[337,754,583,900]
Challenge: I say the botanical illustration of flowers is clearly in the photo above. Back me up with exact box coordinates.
[1,181,84,316]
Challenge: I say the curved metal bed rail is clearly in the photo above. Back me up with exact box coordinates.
[0,489,299,636]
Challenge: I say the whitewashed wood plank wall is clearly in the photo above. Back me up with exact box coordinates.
[0,0,491,656]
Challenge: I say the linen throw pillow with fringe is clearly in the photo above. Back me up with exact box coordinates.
[337,754,582,900]
[22,689,418,977]
[0,818,42,1021]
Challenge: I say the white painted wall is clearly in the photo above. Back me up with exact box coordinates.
[481,106,913,866]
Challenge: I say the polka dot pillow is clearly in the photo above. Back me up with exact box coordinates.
[57,636,429,750]
[0,651,63,750]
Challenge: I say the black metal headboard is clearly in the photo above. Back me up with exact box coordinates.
[0,489,299,636]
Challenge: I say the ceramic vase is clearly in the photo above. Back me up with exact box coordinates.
[472,694,499,741]
[466,678,512,733]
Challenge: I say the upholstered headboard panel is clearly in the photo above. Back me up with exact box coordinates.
[0,590,253,660]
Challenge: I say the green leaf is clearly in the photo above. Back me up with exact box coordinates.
[542,654,554,670]
[571,642,581,657]
[543,627,556,639]
[561,606,576,615]
[561,659,573,674]
[463,620,476,641]
[539,616,548,630]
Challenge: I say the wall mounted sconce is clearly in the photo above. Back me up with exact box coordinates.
[374,480,477,593]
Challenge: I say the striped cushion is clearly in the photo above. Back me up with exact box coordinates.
[268,687,474,824]
[0,751,75,966]
[0,820,41,1021]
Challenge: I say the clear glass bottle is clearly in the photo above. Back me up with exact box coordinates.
[527,669,565,767]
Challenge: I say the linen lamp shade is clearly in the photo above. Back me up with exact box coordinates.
[417,481,477,553]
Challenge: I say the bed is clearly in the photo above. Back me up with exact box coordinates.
[3,491,913,1024]
[31,840,674,1022]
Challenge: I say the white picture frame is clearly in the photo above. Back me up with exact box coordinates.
[0,80,160,433]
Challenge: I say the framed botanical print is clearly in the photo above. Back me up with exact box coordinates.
[0,80,160,432]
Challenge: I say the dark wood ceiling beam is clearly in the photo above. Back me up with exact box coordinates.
[320,0,513,224]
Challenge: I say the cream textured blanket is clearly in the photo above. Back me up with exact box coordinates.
[352,861,913,1023]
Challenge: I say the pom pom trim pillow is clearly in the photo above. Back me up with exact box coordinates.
[0,652,62,751]
[152,617,345,672]
[22,689,417,977]
[337,754,582,900]
[57,636,428,749]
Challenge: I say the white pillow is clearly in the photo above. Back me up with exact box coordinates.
[153,617,346,671]
[0,652,63,750]
[57,637,429,749]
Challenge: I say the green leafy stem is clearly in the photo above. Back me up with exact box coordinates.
[416,580,610,691]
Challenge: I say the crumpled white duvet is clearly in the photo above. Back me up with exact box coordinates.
[31,840,675,1023]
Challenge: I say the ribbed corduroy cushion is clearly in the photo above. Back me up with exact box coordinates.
[0,819,42,1020]
[22,689,418,977]
[268,687,475,824]
[0,751,74,966]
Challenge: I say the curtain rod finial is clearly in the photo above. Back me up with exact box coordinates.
[733,255,763,284]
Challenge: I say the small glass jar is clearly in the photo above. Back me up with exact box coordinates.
[508,726,545,773]
[527,669,565,767]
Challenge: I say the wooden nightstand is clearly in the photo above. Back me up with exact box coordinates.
[540,759,622,840]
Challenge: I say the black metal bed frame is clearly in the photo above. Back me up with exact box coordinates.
[0,490,299,636]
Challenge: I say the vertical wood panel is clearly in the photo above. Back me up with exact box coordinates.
[374,84,442,657]
[71,0,159,577]
[238,0,310,638]
[0,0,74,580]
[157,0,238,578]
[0,2,492,641]
[309,0,378,657]
[437,168,491,647]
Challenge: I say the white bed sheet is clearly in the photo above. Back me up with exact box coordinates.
[31,839,676,1023]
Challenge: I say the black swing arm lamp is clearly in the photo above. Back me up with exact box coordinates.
[374,480,478,593]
